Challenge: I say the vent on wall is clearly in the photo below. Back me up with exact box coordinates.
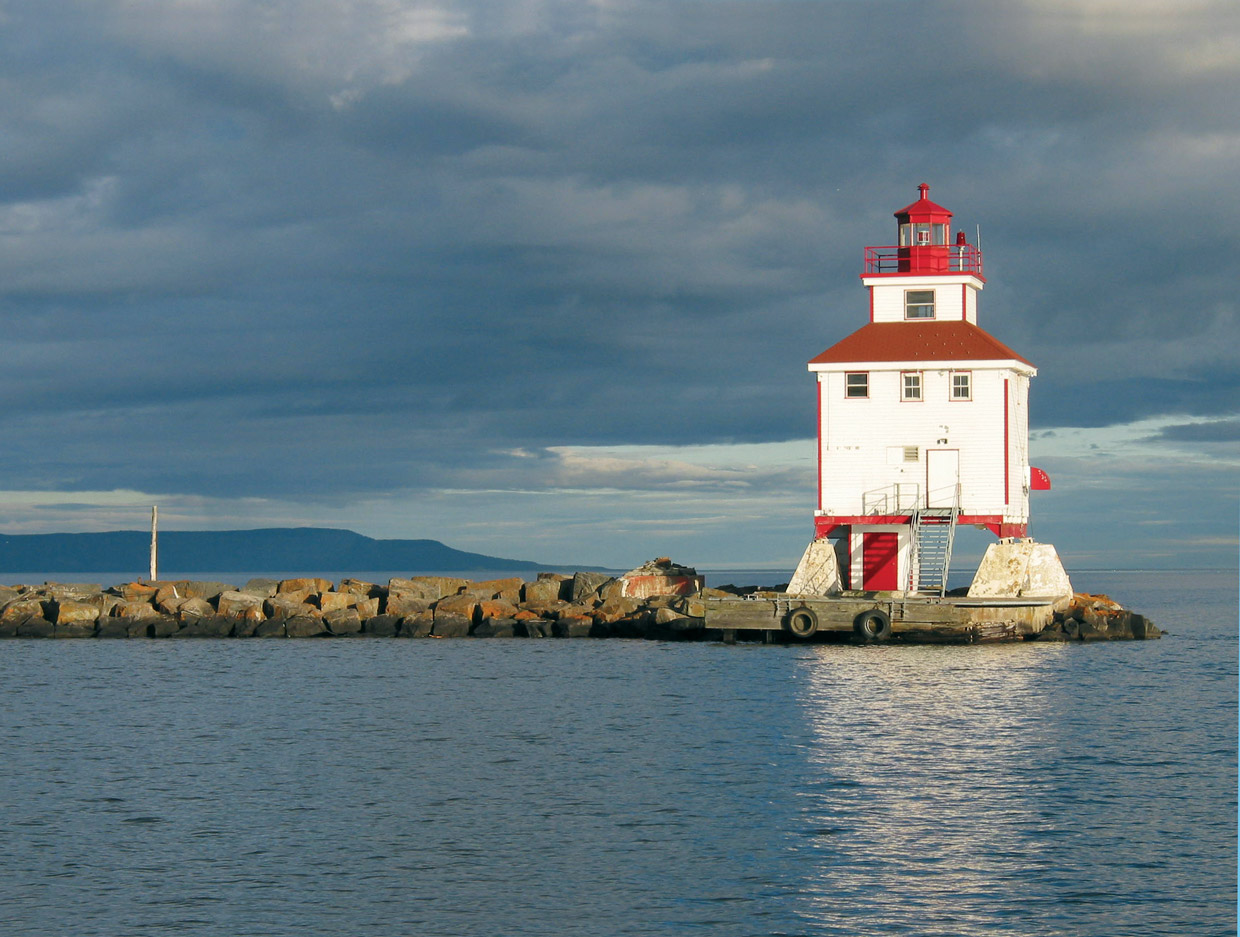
[904,446,920,463]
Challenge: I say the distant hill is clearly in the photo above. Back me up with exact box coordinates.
[0,528,562,575]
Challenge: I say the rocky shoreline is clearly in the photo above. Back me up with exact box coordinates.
[0,571,1157,642]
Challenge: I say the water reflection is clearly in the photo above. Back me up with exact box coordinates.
[788,644,1070,935]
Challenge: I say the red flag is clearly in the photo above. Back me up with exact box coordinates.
[1030,466,1051,490]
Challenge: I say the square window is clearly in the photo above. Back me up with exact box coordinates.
[902,372,922,401]
[951,371,972,400]
[845,372,869,398]
[905,289,935,319]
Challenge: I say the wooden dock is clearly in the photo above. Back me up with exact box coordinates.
[700,592,1058,644]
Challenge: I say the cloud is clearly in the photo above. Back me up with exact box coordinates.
[0,0,1235,565]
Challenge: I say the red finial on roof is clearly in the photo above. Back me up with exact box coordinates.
[918,182,930,200]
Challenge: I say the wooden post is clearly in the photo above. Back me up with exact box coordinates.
[149,506,158,582]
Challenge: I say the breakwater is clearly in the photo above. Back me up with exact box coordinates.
[0,572,1157,641]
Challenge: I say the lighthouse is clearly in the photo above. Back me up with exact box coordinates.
[804,184,1049,594]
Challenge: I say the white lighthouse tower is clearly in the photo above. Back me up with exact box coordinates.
[805,184,1049,594]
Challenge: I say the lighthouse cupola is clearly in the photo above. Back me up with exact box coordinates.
[895,182,955,274]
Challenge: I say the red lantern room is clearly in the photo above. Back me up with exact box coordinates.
[864,182,983,277]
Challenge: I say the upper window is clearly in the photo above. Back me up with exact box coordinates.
[951,371,972,400]
[845,372,869,398]
[901,372,923,401]
[905,289,935,319]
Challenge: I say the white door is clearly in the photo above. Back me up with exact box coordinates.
[926,449,960,508]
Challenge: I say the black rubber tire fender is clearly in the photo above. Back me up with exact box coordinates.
[854,608,892,641]
[786,606,819,639]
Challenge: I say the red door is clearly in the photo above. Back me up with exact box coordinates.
[861,532,899,591]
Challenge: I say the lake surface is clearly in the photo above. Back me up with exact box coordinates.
[0,569,1233,936]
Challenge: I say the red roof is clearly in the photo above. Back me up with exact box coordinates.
[809,321,1034,367]
[894,183,952,220]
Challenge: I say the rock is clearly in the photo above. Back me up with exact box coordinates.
[157,595,189,616]
[177,597,215,620]
[285,616,330,638]
[354,597,381,618]
[388,577,467,603]
[120,582,160,601]
[518,619,551,638]
[431,609,472,637]
[324,607,362,635]
[115,600,157,619]
[655,606,691,625]
[173,616,234,638]
[571,571,613,605]
[399,611,434,638]
[472,617,518,638]
[97,619,134,638]
[54,621,97,638]
[180,581,236,601]
[16,617,55,637]
[362,614,400,637]
[217,591,266,618]
[0,587,21,607]
[45,582,104,599]
[338,578,380,597]
[279,577,334,595]
[520,578,562,605]
[2,600,46,625]
[266,595,320,620]
[552,614,595,638]
[149,617,182,638]
[385,593,432,617]
[316,591,356,614]
[154,584,182,605]
[618,557,703,599]
[1129,613,1161,640]
[232,618,262,638]
[255,619,287,638]
[241,578,280,598]
[54,600,100,626]
[593,597,641,624]
[436,594,478,620]
[478,599,518,621]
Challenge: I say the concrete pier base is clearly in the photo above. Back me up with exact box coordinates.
[787,538,842,596]
[967,539,1073,610]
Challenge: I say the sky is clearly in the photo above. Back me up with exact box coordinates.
[0,0,1236,571]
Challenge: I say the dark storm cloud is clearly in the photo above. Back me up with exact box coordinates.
[0,0,1236,506]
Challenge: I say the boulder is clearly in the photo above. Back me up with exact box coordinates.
[115,600,157,619]
[521,577,563,605]
[97,619,134,638]
[54,621,97,638]
[180,581,236,601]
[54,600,100,626]
[431,610,472,637]
[388,577,467,603]
[2,600,47,625]
[518,619,551,638]
[362,614,400,637]
[120,582,160,602]
[266,595,320,620]
[278,577,334,595]
[285,616,329,638]
[478,599,519,621]
[324,607,363,635]
[472,617,518,638]
[386,592,432,617]
[0,587,21,607]
[254,619,287,638]
[593,597,641,624]
[173,616,234,638]
[232,618,262,638]
[338,578,380,598]
[217,591,266,618]
[176,597,216,620]
[552,615,595,638]
[399,611,434,638]
[241,579,280,598]
[466,578,524,601]
[354,597,381,619]
[316,592,356,614]
[45,582,104,599]
[571,571,613,605]
[16,617,55,638]
[148,617,182,638]
[157,595,189,616]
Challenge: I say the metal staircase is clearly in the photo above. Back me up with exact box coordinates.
[909,485,961,596]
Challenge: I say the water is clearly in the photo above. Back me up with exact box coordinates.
[0,569,1233,936]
